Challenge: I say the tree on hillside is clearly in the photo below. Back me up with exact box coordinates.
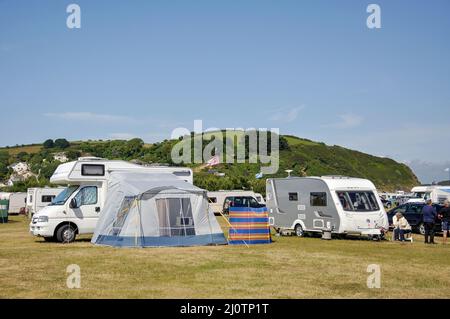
[43,139,54,149]
[54,138,70,149]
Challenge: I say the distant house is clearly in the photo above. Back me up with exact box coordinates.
[10,162,30,174]
[7,162,35,186]
[53,152,68,163]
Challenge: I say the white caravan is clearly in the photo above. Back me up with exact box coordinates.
[266,176,389,238]
[26,187,64,217]
[408,185,450,204]
[8,192,27,215]
[207,190,265,214]
[29,157,193,243]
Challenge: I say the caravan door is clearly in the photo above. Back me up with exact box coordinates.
[69,185,101,233]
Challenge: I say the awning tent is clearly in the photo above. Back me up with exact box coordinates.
[92,172,227,247]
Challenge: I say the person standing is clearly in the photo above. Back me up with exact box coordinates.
[439,200,450,244]
[422,199,437,244]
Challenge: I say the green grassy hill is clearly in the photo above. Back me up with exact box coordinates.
[0,134,419,193]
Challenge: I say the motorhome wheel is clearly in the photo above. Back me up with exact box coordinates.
[56,224,76,243]
[294,224,305,237]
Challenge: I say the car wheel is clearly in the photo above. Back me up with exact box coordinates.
[294,224,305,237]
[418,223,425,236]
[56,224,77,243]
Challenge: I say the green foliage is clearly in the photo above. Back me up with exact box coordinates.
[54,138,70,149]
[0,133,419,193]
[43,139,54,149]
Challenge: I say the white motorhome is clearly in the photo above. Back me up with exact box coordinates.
[266,176,388,238]
[29,157,193,243]
[8,192,27,215]
[26,187,64,217]
[408,185,450,204]
[207,190,265,215]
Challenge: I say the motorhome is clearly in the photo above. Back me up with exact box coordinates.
[8,192,27,215]
[408,185,450,204]
[29,157,193,243]
[207,190,265,215]
[265,176,388,238]
[26,187,64,217]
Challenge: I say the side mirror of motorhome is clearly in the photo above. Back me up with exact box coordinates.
[69,198,79,209]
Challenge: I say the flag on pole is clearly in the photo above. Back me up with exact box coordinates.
[207,155,220,167]
[255,172,263,179]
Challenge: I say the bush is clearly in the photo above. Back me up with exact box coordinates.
[54,139,70,149]
[43,139,54,149]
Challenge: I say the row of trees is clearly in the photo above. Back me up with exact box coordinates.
[43,139,70,149]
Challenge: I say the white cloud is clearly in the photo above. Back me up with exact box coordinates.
[269,106,304,123]
[44,112,135,123]
[325,113,364,129]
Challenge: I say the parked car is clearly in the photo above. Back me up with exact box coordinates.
[387,203,443,235]
[223,196,265,214]
[381,198,393,209]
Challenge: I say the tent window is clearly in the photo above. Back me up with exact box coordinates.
[156,198,196,236]
[111,197,135,235]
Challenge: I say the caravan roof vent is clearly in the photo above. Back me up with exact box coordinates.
[322,175,351,179]
[78,157,105,161]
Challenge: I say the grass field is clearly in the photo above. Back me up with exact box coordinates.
[0,215,449,299]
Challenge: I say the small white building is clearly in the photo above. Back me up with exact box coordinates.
[53,153,69,163]
[10,162,30,174]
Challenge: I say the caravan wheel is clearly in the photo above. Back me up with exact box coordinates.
[294,224,305,237]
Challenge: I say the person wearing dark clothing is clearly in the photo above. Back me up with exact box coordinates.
[439,200,450,244]
[422,199,437,244]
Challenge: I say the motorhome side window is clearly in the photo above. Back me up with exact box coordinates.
[74,186,98,206]
[288,192,298,201]
[310,192,327,206]
[81,164,105,176]
[336,191,380,212]
[41,195,55,203]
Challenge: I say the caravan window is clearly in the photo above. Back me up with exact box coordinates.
[41,195,55,203]
[337,191,380,212]
[288,192,298,201]
[208,197,217,203]
[74,186,98,206]
[310,192,327,206]
[81,164,105,176]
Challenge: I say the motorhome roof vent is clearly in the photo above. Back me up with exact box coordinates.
[78,157,105,161]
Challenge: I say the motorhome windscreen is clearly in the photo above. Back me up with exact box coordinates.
[51,186,79,205]
[337,191,380,212]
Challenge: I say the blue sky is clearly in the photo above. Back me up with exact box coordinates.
[1,0,449,183]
